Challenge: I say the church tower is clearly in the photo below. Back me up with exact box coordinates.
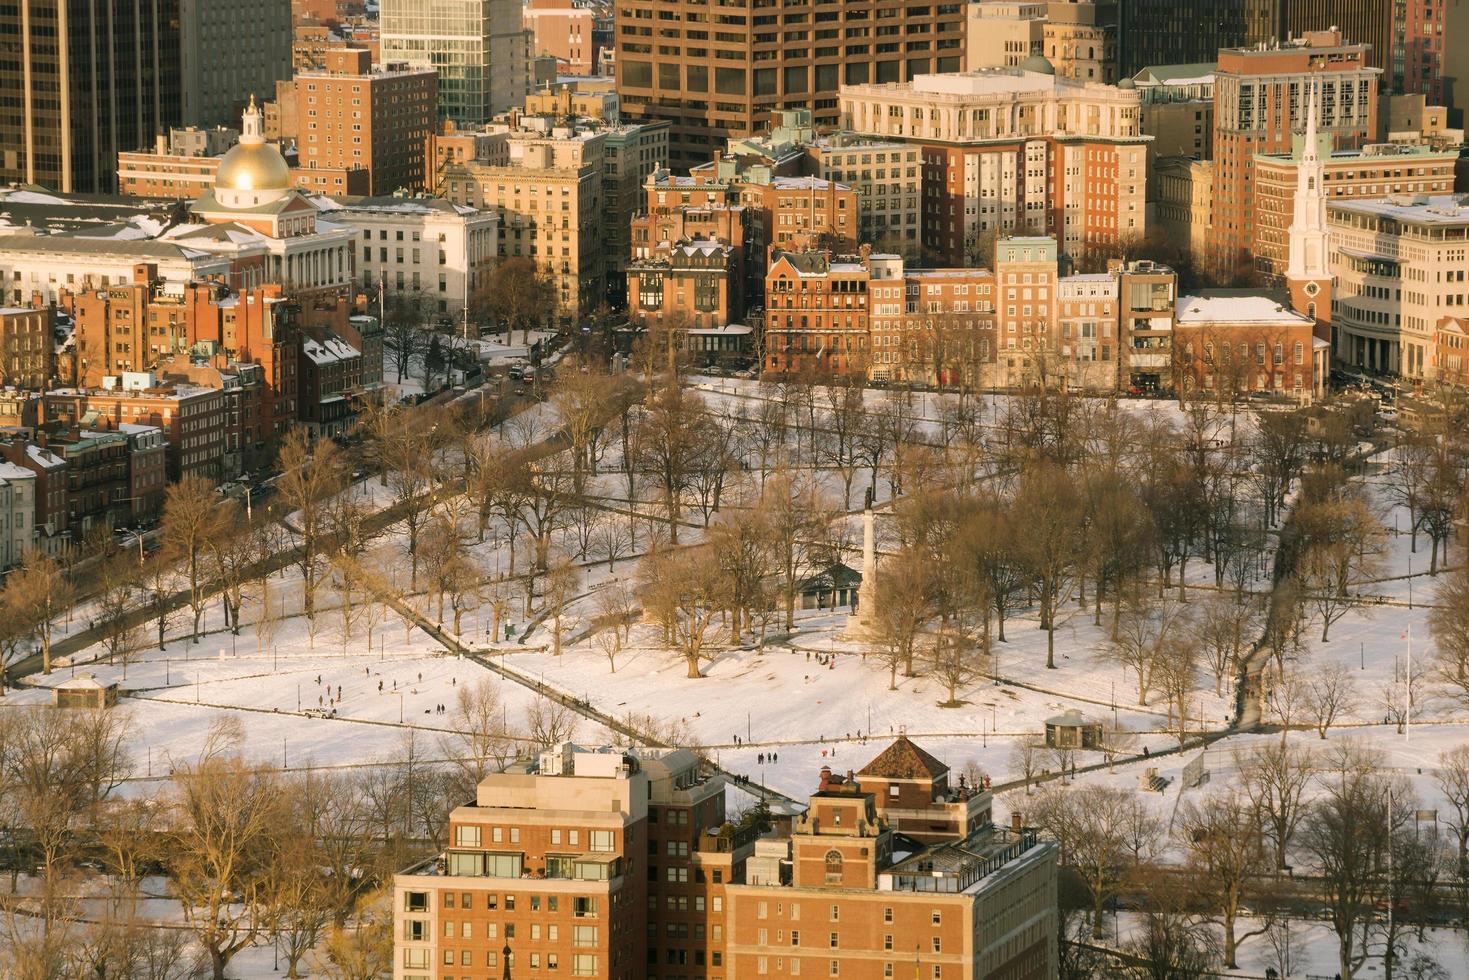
[1285,78,1333,342]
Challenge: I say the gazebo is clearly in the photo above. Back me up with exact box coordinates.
[1044,709,1101,749]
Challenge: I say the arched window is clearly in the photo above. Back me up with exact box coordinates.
[824,850,843,881]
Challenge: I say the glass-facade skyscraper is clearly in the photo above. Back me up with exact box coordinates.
[380,0,530,125]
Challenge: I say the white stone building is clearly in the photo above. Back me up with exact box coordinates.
[1327,193,1469,381]
[0,234,231,308]
[326,197,500,321]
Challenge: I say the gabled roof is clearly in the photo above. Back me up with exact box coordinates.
[859,736,947,782]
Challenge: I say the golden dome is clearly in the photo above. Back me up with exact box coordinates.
[215,141,291,193]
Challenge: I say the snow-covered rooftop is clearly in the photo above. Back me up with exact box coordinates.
[1329,193,1469,225]
[1175,293,1313,326]
[302,334,361,365]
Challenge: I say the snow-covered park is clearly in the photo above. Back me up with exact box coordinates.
[5,373,1469,977]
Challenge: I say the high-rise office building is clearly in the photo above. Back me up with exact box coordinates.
[1274,0,1399,86]
[179,0,294,127]
[1210,30,1379,282]
[614,0,968,170]
[0,1,183,194]
[1116,0,1278,79]
[380,0,532,124]
[0,0,303,193]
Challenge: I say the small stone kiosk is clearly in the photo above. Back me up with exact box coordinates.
[1044,709,1102,749]
[52,673,119,710]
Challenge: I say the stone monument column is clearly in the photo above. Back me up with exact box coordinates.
[846,488,878,638]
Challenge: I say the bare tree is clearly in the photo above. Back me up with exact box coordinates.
[162,474,227,643]
[1011,739,1043,795]
[631,386,707,543]
[1429,564,1469,707]
[94,550,146,666]
[275,430,348,622]
[551,355,620,493]
[312,887,395,980]
[1107,591,1189,706]
[1418,455,1461,575]
[543,560,580,657]
[1294,491,1385,642]
[931,625,983,708]
[870,547,938,685]
[1380,649,1425,736]
[637,545,725,678]
[761,470,830,630]
[1249,409,1310,528]
[1123,870,1222,980]
[708,504,776,645]
[1387,435,1434,554]
[483,256,556,345]
[525,694,578,750]
[166,752,287,980]
[1303,662,1358,739]
[264,819,333,980]
[1027,783,1133,938]
[1178,789,1274,968]
[439,678,517,799]
[1012,463,1083,669]
[1155,632,1203,749]
[207,509,264,636]
[1299,753,1399,980]
[1198,592,1261,697]
[1437,745,1469,875]
[9,549,72,674]
[1237,740,1313,872]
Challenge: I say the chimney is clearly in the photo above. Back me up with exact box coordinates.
[1011,811,1023,833]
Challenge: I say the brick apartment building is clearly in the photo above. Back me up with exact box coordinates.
[71,268,307,467]
[119,424,168,522]
[868,258,996,387]
[45,429,132,535]
[614,0,966,168]
[627,239,743,332]
[1437,317,1469,387]
[42,376,228,482]
[690,110,924,264]
[525,0,611,75]
[393,744,652,980]
[440,123,608,324]
[839,63,1149,265]
[155,356,270,480]
[642,169,860,309]
[1210,30,1380,282]
[290,49,439,195]
[726,739,1055,980]
[765,237,1184,392]
[0,438,68,556]
[298,330,363,439]
[394,737,1057,980]
[765,249,873,376]
[0,306,56,389]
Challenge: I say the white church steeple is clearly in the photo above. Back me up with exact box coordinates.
[1286,79,1329,282]
[1284,78,1333,341]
